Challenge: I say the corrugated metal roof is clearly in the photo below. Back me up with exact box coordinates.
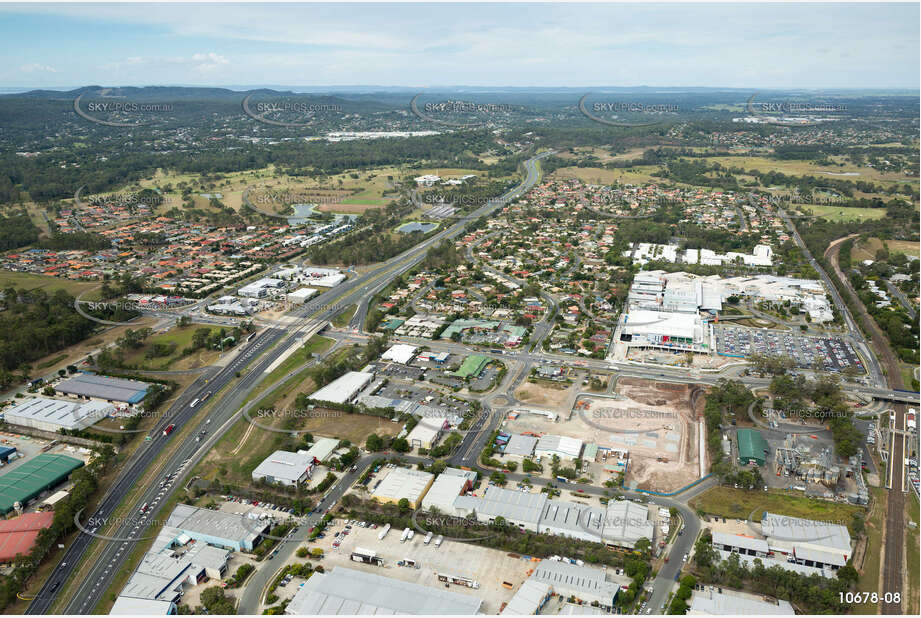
[477,486,548,525]
[55,373,150,404]
[286,566,482,615]
[0,454,84,514]
[712,531,769,553]
[504,434,538,457]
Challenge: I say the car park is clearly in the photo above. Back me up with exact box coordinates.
[714,325,862,372]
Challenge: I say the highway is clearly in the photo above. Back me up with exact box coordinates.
[28,151,552,614]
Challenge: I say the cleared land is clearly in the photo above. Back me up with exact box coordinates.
[0,271,100,296]
[116,324,225,371]
[852,236,921,260]
[585,378,699,491]
[690,486,864,534]
[705,155,919,188]
[801,204,889,222]
[514,379,577,408]
[550,165,661,185]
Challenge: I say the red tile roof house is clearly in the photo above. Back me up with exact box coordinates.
[0,511,54,564]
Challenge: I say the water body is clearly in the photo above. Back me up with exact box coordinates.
[286,203,318,225]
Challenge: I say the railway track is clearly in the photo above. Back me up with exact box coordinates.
[825,236,908,614]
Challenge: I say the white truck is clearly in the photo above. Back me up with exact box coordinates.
[434,535,443,548]
[423,531,433,545]
[378,523,391,540]
[400,527,411,542]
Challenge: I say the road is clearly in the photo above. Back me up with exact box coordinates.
[29,151,553,615]
[884,278,917,321]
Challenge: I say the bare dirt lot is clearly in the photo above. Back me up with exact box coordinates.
[590,378,700,491]
[514,379,578,409]
[502,378,701,491]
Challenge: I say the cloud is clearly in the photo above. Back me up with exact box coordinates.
[20,62,57,73]
[190,52,229,72]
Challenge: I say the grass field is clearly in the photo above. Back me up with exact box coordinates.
[332,305,357,328]
[706,155,919,188]
[550,165,661,185]
[116,324,225,371]
[0,271,100,296]
[690,486,865,535]
[801,204,889,222]
[852,237,921,260]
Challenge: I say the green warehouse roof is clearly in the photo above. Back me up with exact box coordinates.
[0,453,84,514]
[737,428,768,465]
[453,355,490,379]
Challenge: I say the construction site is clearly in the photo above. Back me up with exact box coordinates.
[499,378,703,492]
[572,379,703,492]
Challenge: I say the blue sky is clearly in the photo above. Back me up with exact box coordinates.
[0,2,917,89]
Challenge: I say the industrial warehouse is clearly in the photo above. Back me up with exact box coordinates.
[251,450,316,486]
[2,397,113,432]
[307,370,375,405]
[54,373,151,405]
[370,467,435,508]
[0,453,84,515]
[115,504,256,610]
[710,511,853,578]
[285,565,484,614]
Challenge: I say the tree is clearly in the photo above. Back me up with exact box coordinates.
[836,564,858,585]
[397,498,410,511]
[391,437,410,453]
[634,537,651,555]
[365,434,384,451]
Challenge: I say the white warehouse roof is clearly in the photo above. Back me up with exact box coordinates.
[602,501,655,547]
[300,437,340,463]
[381,344,418,365]
[3,397,113,431]
[530,560,624,608]
[308,371,374,404]
[421,473,469,514]
[110,597,176,615]
[371,467,434,504]
[472,486,548,527]
[252,450,314,485]
[689,589,794,615]
[505,433,538,457]
[287,287,317,301]
[286,566,482,615]
[536,434,583,459]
